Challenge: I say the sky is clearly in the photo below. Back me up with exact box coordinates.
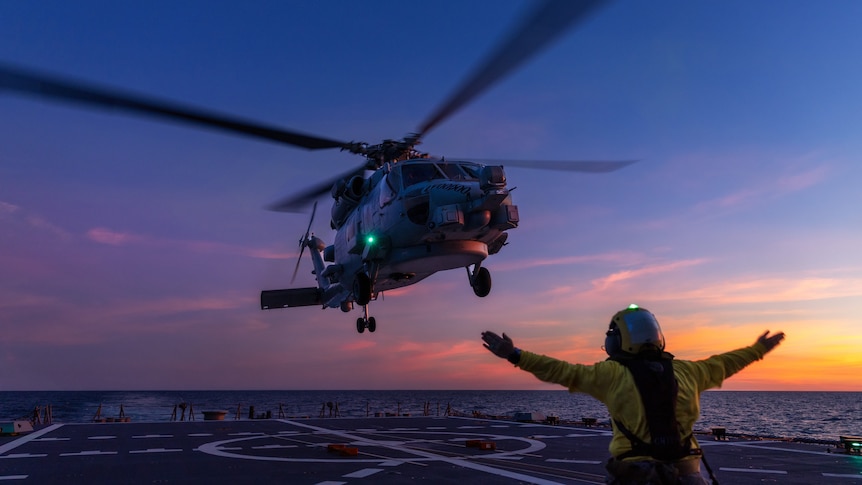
[1,0,861,391]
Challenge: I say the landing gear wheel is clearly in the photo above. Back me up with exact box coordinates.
[354,273,372,306]
[472,266,492,297]
[356,316,376,333]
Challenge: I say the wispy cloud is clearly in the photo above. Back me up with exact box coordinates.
[635,161,834,231]
[341,340,376,351]
[0,200,72,239]
[0,201,19,216]
[0,291,58,310]
[99,294,255,320]
[693,165,830,213]
[1,291,258,346]
[495,251,646,272]
[776,166,830,192]
[675,275,862,304]
[589,259,709,292]
[87,227,143,245]
[86,227,291,259]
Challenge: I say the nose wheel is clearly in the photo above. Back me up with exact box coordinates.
[468,264,492,297]
[356,304,376,333]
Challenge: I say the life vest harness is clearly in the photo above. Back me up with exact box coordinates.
[610,351,695,461]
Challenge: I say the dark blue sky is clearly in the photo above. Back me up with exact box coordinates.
[2,1,861,390]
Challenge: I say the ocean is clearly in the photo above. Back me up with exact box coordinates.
[2,390,859,443]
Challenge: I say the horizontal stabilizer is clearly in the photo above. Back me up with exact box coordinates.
[261,288,322,309]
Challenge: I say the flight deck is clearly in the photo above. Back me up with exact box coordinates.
[1,416,860,484]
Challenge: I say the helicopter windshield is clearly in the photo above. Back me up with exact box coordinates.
[437,161,479,181]
[392,161,481,192]
[401,163,445,188]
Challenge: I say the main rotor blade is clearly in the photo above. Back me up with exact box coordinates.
[465,159,637,173]
[0,63,351,150]
[417,0,609,138]
[267,165,366,212]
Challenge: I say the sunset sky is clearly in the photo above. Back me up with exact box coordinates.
[2,1,860,391]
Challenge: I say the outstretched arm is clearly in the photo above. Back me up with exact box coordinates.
[683,330,788,391]
[757,330,785,353]
[481,331,521,364]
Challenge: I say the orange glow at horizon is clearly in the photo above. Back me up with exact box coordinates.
[459,318,862,392]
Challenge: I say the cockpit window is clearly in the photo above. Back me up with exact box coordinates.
[437,162,469,181]
[401,163,445,188]
[456,163,481,180]
[385,164,402,192]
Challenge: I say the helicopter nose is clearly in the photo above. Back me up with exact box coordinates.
[480,165,507,190]
[464,210,492,231]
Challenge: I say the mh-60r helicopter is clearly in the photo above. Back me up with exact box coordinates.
[0,0,630,333]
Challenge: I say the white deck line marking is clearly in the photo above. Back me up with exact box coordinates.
[822,473,862,478]
[546,458,603,465]
[0,476,27,481]
[188,433,213,437]
[0,424,63,455]
[88,436,116,440]
[716,441,841,457]
[314,482,346,485]
[0,454,47,459]
[132,434,173,439]
[719,467,787,475]
[60,450,118,457]
[252,444,298,450]
[342,468,383,478]
[129,448,182,454]
[32,437,69,442]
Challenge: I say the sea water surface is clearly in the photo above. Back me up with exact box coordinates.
[2,390,859,442]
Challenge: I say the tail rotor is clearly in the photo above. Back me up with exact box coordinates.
[290,201,317,284]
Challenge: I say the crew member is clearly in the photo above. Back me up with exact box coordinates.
[481,304,785,485]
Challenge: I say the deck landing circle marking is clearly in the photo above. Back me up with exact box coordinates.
[196,430,546,463]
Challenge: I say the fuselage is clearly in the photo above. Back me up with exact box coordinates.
[317,158,518,307]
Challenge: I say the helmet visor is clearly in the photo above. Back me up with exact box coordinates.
[621,310,665,350]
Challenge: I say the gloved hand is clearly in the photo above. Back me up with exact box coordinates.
[482,331,515,359]
[756,330,785,352]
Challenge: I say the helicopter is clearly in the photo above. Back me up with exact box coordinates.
[0,0,631,334]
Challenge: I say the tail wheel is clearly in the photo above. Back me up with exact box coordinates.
[472,267,492,297]
[354,273,372,306]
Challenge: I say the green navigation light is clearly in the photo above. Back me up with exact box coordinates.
[628,303,640,310]
[366,235,375,245]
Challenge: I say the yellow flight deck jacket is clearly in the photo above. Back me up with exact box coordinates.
[516,342,770,460]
